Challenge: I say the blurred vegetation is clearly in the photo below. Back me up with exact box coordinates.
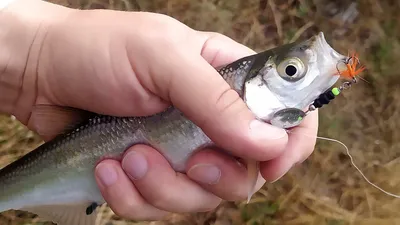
[1,0,400,224]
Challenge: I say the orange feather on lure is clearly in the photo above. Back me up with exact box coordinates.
[337,52,366,80]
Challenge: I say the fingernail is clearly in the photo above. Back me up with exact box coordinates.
[187,164,221,185]
[249,119,287,140]
[96,163,118,187]
[270,163,294,183]
[270,173,285,183]
[122,151,148,180]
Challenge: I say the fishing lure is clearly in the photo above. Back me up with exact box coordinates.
[291,55,400,199]
[307,52,364,113]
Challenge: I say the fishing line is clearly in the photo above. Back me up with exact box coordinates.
[286,129,400,199]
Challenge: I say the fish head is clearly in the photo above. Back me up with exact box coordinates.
[243,32,349,128]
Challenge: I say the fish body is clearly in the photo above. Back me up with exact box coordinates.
[0,32,347,225]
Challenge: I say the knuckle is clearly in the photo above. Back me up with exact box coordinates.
[268,141,288,159]
[200,197,222,212]
[149,17,190,47]
[111,200,165,221]
[232,190,249,201]
[213,87,247,118]
[297,133,318,163]
[141,184,221,213]
[202,31,230,42]
[208,32,228,41]
[148,191,176,209]
[111,199,140,219]
[300,142,316,163]
[215,88,240,112]
[221,185,248,202]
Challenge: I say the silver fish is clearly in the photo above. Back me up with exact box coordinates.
[0,32,347,225]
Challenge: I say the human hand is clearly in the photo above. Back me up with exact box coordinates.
[1,0,318,221]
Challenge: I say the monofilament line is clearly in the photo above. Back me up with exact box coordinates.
[287,130,400,199]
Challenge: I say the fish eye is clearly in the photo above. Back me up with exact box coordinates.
[285,65,297,76]
[277,57,307,81]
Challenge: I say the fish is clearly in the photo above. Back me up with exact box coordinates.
[0,32,352,225]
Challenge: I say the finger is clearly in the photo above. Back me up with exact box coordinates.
[121,145,222,213]
[185,149,265,201]
[28,104,96,141]
[148,32,288,162]
[260,110,319,182]
[94,160,169,221]
[197,31,256,67]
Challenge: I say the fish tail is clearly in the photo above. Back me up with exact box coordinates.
[245,159,260,203]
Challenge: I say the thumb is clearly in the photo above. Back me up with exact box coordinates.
[164,33,288,161]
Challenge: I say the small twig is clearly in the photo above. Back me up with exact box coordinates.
[289,21,314,43]
[364,189,374,218]
[242,17,260,46]
[119,0,130,10]
[267,0,283,41]
[131,0,141,11]
[108,0,114,10]
[279,184,299,209]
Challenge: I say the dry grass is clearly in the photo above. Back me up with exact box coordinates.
[1,0,400,224]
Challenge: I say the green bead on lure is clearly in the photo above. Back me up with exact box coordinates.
[332,87,340,96]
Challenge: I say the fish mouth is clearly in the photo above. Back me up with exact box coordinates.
[309,32,348,77]
[315,32,347,61]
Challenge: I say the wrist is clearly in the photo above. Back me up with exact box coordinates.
[0,0,72,122]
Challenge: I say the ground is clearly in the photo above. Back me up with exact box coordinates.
[1,0,400,224]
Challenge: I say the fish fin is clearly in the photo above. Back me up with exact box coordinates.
[245,159,261,203]
[30,104,96,141]
[21,202,100,225]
